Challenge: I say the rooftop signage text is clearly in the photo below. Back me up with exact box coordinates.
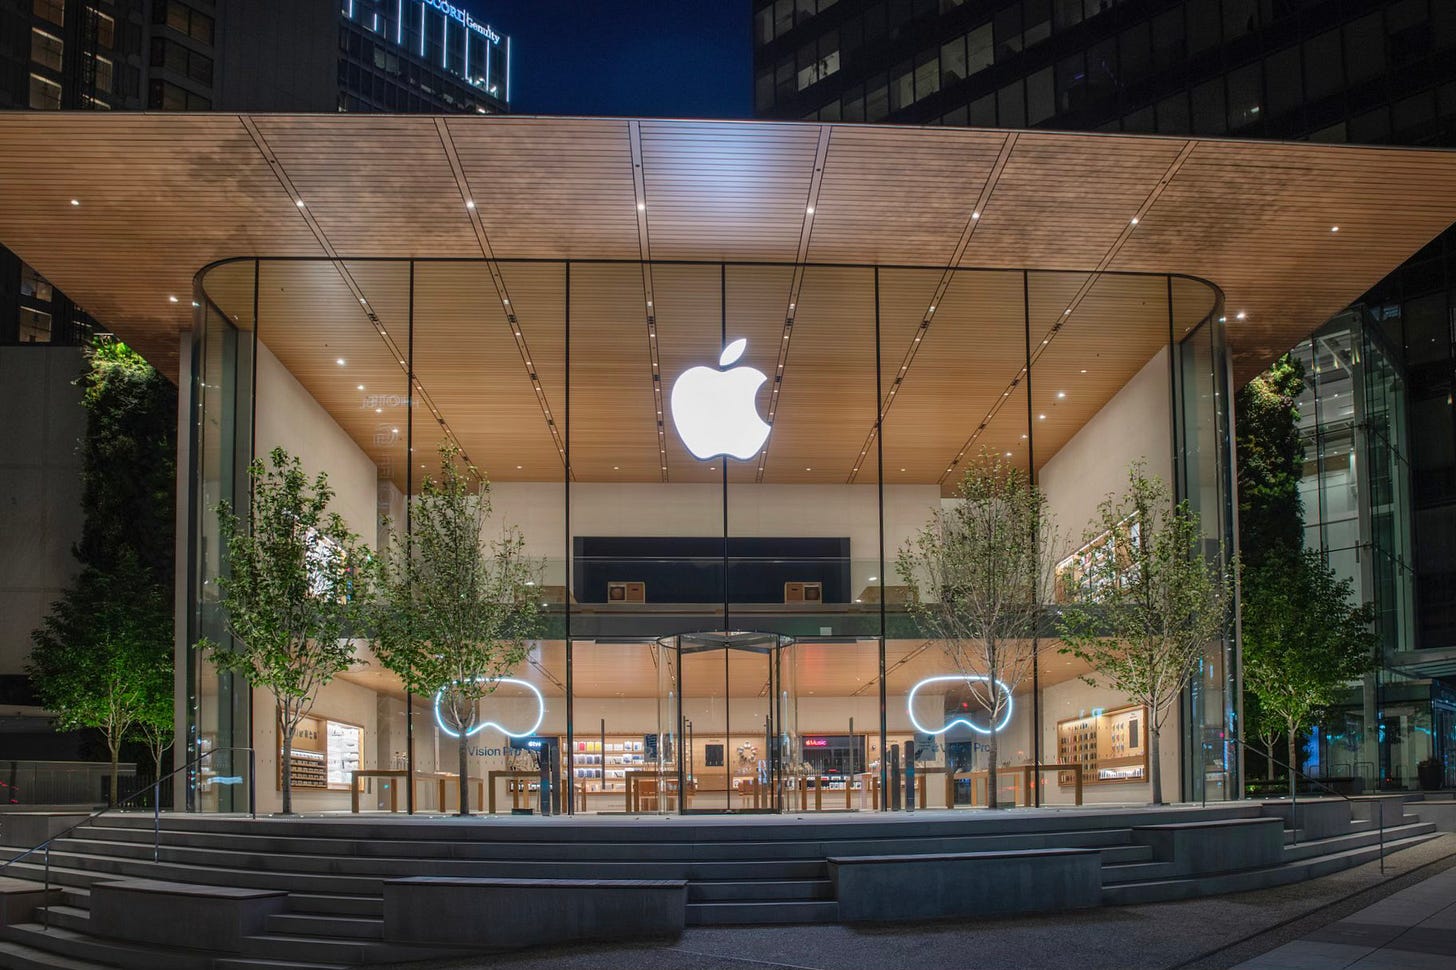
[423,0,501,44]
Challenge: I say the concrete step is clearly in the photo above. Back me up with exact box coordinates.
[686,900,839,925]
[1101,831,1440,906]
[0,923,214,970]
[32,904,91,934]
[264,913,383,940]
[238,933,465,967]
[1282,821,1436,862]
[76,820,1143,862]
[0,938,111,970]
[1098,860,1179,885]
[286,893,383,917]
[47,835,834,882]
[688,879,834,902]
[211,955,352,961]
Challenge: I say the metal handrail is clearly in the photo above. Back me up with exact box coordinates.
[1222,736,1384,874]
[0,747,256,927]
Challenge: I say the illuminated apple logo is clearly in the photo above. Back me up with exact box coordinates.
[670,338,771,461]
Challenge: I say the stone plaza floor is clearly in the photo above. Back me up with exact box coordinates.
[389,833,1456,970]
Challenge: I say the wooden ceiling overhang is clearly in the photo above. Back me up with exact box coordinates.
[2,114,1454,488]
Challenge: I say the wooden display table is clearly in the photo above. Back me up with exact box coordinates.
[943,763,1083,807]
[349,769,411,813]
[432,772,487,813]
[624,771,691,812]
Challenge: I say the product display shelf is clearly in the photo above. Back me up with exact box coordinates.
[1055,704,1148,786]
[570,737,647,794]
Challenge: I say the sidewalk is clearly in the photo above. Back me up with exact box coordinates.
[1230,865,1456,970]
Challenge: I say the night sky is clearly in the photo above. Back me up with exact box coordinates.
[468,1,753,119]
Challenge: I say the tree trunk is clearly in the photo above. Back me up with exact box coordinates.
[108,738,121,808]
[1287,723,1298,799]
[986,731,999,809]
[457,731,470,816]
[1149,721,1163,805]
[1265,738,1276,781]
[281,721,296,815]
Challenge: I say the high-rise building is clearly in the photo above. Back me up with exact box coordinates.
[0,0,512,756]
[1,0,513,345]
[753,0,1456,789]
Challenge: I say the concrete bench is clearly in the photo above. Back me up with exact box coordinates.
[90,879,287,951]
[1131,817,1284,875]
[382,876,687,948]
[1260,798,1355,840]
[828,848,1102,922]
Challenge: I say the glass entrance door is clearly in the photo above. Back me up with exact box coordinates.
[662,632,794,813]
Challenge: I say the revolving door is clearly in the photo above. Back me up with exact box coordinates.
[659,632,797,813]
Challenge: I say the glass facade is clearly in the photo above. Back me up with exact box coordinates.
[186,258,1234,813]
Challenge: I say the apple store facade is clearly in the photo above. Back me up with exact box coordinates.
[186,257,1238,814]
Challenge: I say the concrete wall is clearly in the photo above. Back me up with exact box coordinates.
[1040,346,1173,545]
[0,346,85,685]
[254,341,379,543]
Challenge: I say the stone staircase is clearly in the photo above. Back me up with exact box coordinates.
[0,798,1443,969]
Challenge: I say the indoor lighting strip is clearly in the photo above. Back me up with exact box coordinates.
[754,265,804,483]
[845,134,1015,485]
[434,119,569,476]
[628,122,669,482]
[754,128,830,483]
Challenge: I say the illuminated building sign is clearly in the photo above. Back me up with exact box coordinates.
[423,0,501,44]
[803,738,830,747]
[907,675,1014,736]
[433,676,544,739]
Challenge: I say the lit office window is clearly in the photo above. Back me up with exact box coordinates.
[20,264,53,302]
[94,10,116,49]
[92,54,114,94]
[28,73,61,109]
[33,0,64,27]
[19,307,53,343]
[31,28,64,72]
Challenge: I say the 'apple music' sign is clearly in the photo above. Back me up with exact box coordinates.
[669,338,771,461]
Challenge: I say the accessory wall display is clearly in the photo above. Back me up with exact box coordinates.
[279,713,365,791]
[570,738,646,793]
[1055,705,1149,787]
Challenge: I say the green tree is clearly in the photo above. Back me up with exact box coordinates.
[27,339,175,804]
[1059,463,1233,805]
[1235,355,1306,571]
[201,448,372,815]
[371,445,544,816]
[896,452,1058,809]
[29,556,169,804]
[1242,550,1376,794]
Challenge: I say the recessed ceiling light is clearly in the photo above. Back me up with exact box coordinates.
[901,467,907,472]
[336,357,346,366]
[805,467,812,471]
[972,211,980,219]
[191,300,200,308]
[295,199,305,207]
[613,465,620,470]
[637,202,646,211]
[1005,452,1013,457]
[867,576,877,582]
[168,295,178,303]
[1330,225,1339,232]
[1080,369,1087,374]
[1057,391,1066,399]
[375,407,383,414]
[466,200,475,209]
[806,206,814,214]
[1038,414,1046,420]
[392,427,399,434]
[69,199,80,206]
[1236,311,1247,320]
[1130,217,1139,225]
[516,465,523,470]
[357,384,365,391]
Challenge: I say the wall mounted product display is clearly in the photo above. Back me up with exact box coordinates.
[280,714,364,791]
[570,738,646,792]
[1056,705,1148,786]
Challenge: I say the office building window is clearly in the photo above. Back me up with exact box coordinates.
[31,29,63,72]
[1026,66,1053,125]
[19,307,53,343]
[92,55,114,94]
[968,22,993,76]
[153,1,215,45]
[29,73,61,109]
[1265,46,1303,120]
[150,37,214,84]
[941,34,966,85]
[33,0,64,27]
[1303,29,1343,103]
[20,264,53,303]
[93,10,116,48]
[1227,62,1262,130]
[148,79,211,110]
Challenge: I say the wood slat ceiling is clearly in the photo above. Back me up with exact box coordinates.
[2,113,1454,489]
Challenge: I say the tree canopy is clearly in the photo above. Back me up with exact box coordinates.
[1235,354,1306,571]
